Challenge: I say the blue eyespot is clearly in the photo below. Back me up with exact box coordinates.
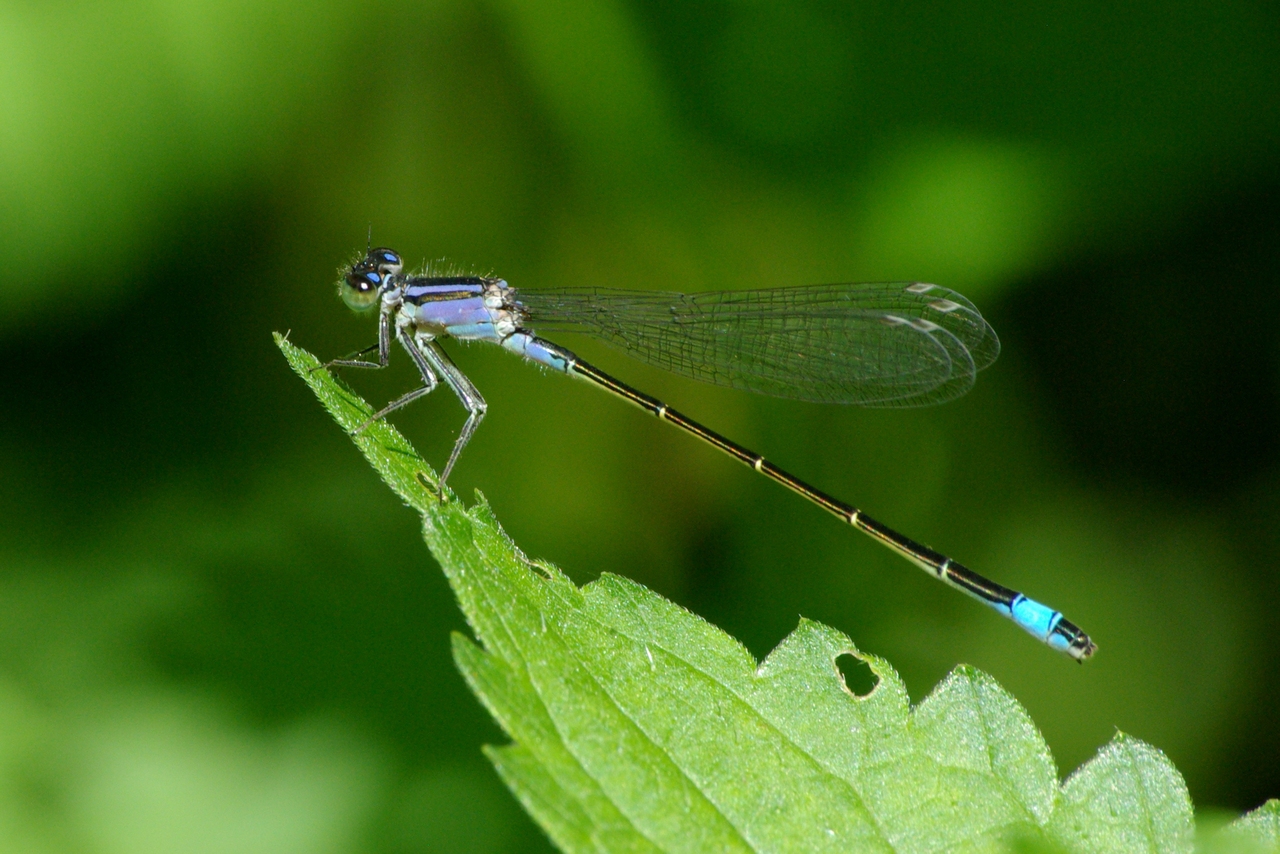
[369,247,403,275]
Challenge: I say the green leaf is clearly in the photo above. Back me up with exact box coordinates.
[1219,801,1280,853]
[278,333,1259,853]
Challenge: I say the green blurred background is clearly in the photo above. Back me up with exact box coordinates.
[0,0,1277,850]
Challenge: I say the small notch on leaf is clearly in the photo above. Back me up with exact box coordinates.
[836,652,878,698]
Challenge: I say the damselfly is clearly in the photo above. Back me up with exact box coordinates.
[322,247,1096,660]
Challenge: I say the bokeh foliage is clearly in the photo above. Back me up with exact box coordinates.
[0,0,1277,850]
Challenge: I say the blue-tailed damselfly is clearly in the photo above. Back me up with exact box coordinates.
[321,247,1096,661]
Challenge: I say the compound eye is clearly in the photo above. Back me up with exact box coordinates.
[341,268,383,310]
[369,247,403,276]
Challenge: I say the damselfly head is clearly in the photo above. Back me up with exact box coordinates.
[339,248,404,311]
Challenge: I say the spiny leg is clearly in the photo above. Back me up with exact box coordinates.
[318,304,394,372]
[320,342,382,371]
[417,338,487,485]
[352,384,437,434]
[351,328,440,433]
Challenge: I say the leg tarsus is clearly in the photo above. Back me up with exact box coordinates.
[313,342,384,373]
[352,383,435,434]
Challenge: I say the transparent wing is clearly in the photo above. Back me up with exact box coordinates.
[514,282,1000,406]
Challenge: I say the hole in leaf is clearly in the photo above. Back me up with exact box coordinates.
[836,652,878,697]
